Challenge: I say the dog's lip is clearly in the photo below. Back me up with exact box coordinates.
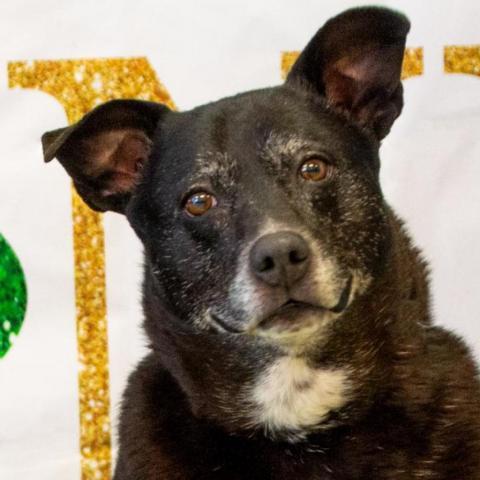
[255,301,320,331]
[255,275,353,332]
[267,299,317,317]
[329,275,352,314]
[210,312,244,334]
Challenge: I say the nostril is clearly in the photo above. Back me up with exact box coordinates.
[289,249,307,264]
[259,256,275,272]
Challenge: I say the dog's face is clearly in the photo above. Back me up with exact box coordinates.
[126,87,389,350]
[42,7,410,435]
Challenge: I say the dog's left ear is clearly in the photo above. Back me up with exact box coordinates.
[286,7,410,140]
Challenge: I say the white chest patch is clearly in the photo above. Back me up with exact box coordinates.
[250,356,349,439]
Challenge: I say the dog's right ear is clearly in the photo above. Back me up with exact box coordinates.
[42,99,169,214]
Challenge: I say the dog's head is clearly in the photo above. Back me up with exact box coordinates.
[43,6,409,434]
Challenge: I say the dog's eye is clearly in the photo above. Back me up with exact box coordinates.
[184,192,217,216]
[299,158,330,182]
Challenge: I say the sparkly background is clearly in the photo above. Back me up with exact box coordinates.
[445,46,480,76]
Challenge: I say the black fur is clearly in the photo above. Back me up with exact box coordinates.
[42,7,480,479]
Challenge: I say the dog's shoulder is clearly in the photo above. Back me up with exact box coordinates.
[425,326,480,411]
[115,355,267,479]
[398,325,480,405]
[423,327,480,475]
[388,325,480,476]
[115,354,196,479]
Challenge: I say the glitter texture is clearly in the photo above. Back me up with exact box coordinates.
[445,46,480,76]
[401,47,424,80]
[9,58,175,480]
[0,233,27,358]
[281,47,424,80]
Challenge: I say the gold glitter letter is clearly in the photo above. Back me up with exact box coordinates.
[445,46,480,77]
[8,58,175,480]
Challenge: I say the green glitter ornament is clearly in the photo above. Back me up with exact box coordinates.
[0,233,27,358]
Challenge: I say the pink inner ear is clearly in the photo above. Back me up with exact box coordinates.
[82,128,153,197]
[324,45,402,106]
[324,51,382,110]
[114,132,152,174]
[335,50,381,82]
[322,46,402,136]
[323,67,358,111]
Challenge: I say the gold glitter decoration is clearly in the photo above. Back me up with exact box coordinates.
[280,51,301,80]
[445,46,480,77]
[401,47,423,80]
[8,58,176,480]
[281,47,424,80]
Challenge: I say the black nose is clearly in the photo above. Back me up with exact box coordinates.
[249,232,311,287]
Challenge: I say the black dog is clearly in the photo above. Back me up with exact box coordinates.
[42,7,480,479]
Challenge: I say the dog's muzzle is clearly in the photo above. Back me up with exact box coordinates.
[210,274,353,336]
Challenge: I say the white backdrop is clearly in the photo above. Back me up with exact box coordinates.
[0,1,479,479]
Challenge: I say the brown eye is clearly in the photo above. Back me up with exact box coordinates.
[184,192,217,216]
[299,158,330,181]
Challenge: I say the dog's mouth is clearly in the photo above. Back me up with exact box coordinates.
[255,300,320,332]
[210,276,353,336]
[255,276,353,333]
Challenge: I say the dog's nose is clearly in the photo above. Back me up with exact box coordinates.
[249,232,311,287]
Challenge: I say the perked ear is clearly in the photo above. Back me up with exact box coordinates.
[286,7,410,140]
[42,99,170,213]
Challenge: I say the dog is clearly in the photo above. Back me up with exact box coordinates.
[42,6,480,479]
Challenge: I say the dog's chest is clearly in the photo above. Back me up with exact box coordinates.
[249,356,350,439]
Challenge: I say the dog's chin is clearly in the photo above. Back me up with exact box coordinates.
[249,304,337,348]
[255,302,328,331]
